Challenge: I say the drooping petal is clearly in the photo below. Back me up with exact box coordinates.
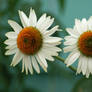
[35,55,47,72]
[88,57,92,74]
[41,47,58,56]
[77,57,82,74]
[22,55,33,74]
[81,56,88,75]
[11,50,23,67]
[39,49,54,61]
[65,50,80,66]
[85,64,90,78]
[31,56,40,73]
[38,53,48,68]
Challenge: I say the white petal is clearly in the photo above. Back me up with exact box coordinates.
[29,8,37,27]
[42,17,54,31]
[86,64,90,78]
[28,57,33,74]
[81,56,88,75]
[75,19,83,34]
[23,56,28,74]
[35,55,47,72]
[88,16,92,21]
[11,50,23,67]
[75,18,87,34]
[37,16,54,32]
[36,13,47,30]
[63,44,77,53]
[44,37,62,44]
[18,10,29,27]
[4,39,16,45]
[77,57,82,74]
[5,32,17,39]
[88,16,92,30]
[88,58,92,74]
[8,20,22,34]
[81,18,87,32]
[64,37,77,46]
[66,28,79,38]
[82,18,87,24]
[22,57,25,73]
[5,45,17,55]
[23,55,33,74]
[5,44,17,49]
[39,49,54,61]
[5,47,17,55]
[31,56,40,73]
[43,44,61,52]
[38,53,48,68]
[65,50,80,66]
[46,41,61,46]
[41,17,54,31]
[44,25,59,36]
[41,48,58,56]
[64,36,75,40]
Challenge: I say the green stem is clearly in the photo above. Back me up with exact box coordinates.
[55,56,76,72]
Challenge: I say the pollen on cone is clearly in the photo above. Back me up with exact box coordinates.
[78,31,92,57]
[17,27,43,55]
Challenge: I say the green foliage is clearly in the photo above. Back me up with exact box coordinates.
[72,77,92,92]
[58,0,65,11]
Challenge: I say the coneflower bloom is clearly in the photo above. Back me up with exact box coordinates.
[4,8,62,74]
[64,17,92,78]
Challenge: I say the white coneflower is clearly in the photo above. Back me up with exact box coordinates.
[64,17,92,78]
[5,8,62,74]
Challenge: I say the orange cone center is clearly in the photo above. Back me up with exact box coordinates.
[17,27,43,55]
[78,31,92,57]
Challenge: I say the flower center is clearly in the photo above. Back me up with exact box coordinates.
[17,27,43,55]
[78,31,92,57]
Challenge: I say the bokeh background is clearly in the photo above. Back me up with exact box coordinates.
[0,0,92,92]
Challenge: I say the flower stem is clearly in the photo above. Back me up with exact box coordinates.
[55,56,76,72]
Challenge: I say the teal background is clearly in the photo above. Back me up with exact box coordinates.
[0,0,92,92]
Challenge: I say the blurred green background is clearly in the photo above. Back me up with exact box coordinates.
[0,0,92,92]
